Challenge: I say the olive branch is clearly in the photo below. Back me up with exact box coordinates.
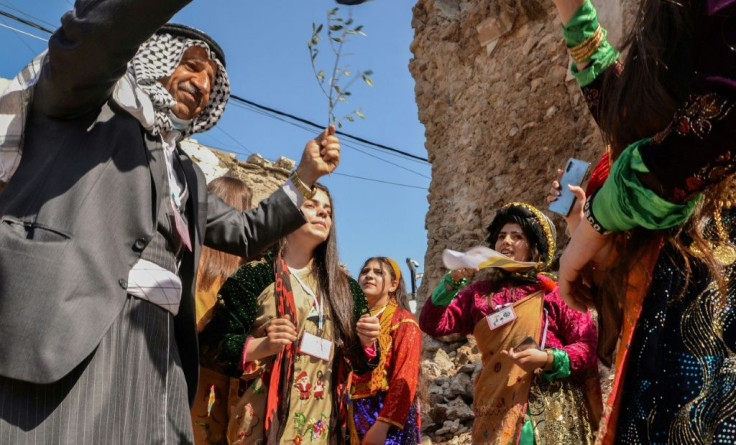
[308,7,373,128]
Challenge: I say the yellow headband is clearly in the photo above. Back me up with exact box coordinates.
[500,202,557,269]
[385,258,401,281]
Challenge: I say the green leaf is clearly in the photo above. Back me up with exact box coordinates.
[363,69,373,76]
[338,96,347,102]
[329,25,344,31]
[345,18,354,25]
[333,85,342,94]
[355,110,365,119]
[342,70,351,76]
[346,115,355,122]
[331,36,343,43]
[328,7,338,15]
[354,25,363,32]
[362,75,374,87]
[317,70,325,82]
[316,24,323,34]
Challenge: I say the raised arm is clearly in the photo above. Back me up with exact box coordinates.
[418,274,483,338]
[34,0,191,118]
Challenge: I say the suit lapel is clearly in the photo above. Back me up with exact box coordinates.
[176,148,202,246]
[143,132,166,227]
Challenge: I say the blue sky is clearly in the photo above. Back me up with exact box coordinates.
[0,0,429,289]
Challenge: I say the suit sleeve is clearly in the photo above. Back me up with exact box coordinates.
[203,187,306,259]
[33,0,191,117]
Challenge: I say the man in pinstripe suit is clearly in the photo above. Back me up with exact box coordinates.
[0,0,340,442]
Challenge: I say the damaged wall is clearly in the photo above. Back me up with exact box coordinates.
[409,1,635,442]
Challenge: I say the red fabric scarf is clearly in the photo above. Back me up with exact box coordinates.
[264,256,297,441]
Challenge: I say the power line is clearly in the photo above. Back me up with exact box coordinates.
[233,99,427,166]
[0,0,56,29]
[188,137,428,191]
[0,16,37,54]
[230,94,429,163]
[227,99,430,178]
[0,10,53,34]
[331,172,427,190]
[0,20,46,42]
[0,6,430,192]
[0,8,429,165]
[212,125,254,156]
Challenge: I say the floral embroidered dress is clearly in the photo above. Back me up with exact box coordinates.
[348,300,422,444]
[564,1,736,443]
[420,274,599,444]
[198,258,373,444]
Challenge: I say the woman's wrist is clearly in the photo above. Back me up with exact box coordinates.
[561,0,599,46]
[552,0,586,26]
[542,348,556,371]
[430,273,464,306]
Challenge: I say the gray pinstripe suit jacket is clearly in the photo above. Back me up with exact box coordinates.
[0,0,305,404]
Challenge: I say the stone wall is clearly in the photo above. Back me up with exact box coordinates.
[409,1,634,442]
[411,0,635,302]
[180,138,294,201]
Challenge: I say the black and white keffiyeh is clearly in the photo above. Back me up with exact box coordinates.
[130,31,230,137]
[0,26,230,186]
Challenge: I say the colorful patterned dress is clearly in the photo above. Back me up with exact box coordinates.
[348,300,422,444]
[420,274,599,444]
[564,1,736,442]
[198,258,373,444]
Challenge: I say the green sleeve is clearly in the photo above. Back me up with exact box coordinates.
[348,277,381,374]
[562,0,620,87]
[198,260,274,377]
[591,139,700,232]
[541,348,572,382]
[430,273,466,306]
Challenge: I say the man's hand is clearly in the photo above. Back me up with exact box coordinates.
[357,314,381,346]
[362,420,390,445]
[295,125,340,186]
[501,347,549,373]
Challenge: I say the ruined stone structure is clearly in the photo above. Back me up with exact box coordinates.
[180,138,294,203]
[409,1,635,442]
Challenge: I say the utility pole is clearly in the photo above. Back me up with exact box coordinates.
[405,258,423,314]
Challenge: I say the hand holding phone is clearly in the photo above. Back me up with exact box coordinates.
[548,158,590,217]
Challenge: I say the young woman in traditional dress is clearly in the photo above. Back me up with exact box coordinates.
[198,184,380,444]
[347,257,422,445]
[419,202,600,444]
[547,0,736,442]
[190,176,253,444]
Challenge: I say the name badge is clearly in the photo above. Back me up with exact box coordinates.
[486,305,517,330]
[299,332,333,361]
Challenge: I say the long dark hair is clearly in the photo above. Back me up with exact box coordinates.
[599,0,693,154]
[592,0,729,364]
[281,184,358,349]
[359,257,410,311]
[196,176,253,290]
